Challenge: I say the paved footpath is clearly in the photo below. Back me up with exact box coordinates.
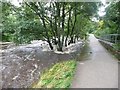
[71,34,118,88]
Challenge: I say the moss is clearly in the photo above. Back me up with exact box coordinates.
[32,60,77,88]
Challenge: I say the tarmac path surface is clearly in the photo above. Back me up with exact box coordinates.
[71,34,118,88]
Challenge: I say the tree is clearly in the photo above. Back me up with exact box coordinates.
[1,2,45,44]
[2,1,99,51]
[95,1,120,37]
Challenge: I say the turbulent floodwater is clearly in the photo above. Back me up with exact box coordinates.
[1,41,83,88]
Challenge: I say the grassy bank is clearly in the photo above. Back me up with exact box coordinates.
[32,60,77,88]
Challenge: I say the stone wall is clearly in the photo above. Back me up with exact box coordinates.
[99,39,120,60]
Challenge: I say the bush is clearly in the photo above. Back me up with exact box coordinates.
[113,43,120,51]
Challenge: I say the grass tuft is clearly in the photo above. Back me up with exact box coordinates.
[32,60,77,88]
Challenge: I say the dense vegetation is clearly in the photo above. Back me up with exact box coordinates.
[32,60,77,88]
[1,1,119,51]
[95,1,120,38]
[1,2,99,51]
[94,1,120,51]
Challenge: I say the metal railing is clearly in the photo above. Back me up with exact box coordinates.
[100,34,120,43]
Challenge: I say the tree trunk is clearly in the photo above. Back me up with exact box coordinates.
[41,16,53,50]
[69,3,77,44]
[56,2,63,51]
[65,6,72,47]
[50,2,57,45]
[61,2,65,48]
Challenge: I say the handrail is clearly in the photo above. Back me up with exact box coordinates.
[99,34,120,43]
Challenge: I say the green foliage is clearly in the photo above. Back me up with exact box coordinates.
[112,43,120,60]
[1,2,44,44]
[113,43,120,51]
[32,60,77,88]
[2,2,99,50]
[95,1,120,38]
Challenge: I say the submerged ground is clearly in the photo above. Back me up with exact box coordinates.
[1,40,83,88]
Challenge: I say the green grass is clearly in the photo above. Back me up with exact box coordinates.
[113,43,120,51]
[32,60,77,88]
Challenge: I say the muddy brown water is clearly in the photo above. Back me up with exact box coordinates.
[1,44,83,88]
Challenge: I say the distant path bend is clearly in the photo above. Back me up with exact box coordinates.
[71,34,118,88]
